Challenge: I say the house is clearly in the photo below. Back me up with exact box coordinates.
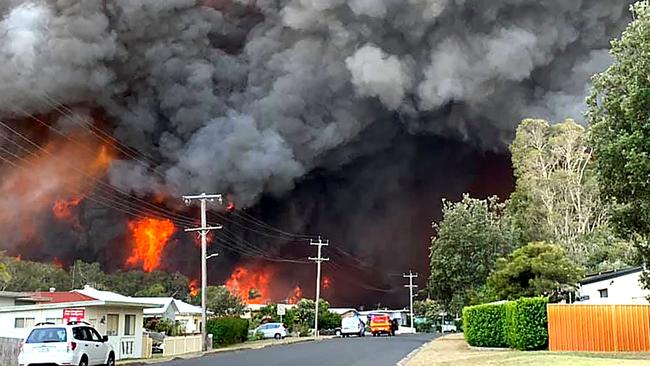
[578,266,650,304]
[136,297,208,334]
[0,291,48,307]
[0,286,160,360]
[329,308,359,318]
[242,303,297,319]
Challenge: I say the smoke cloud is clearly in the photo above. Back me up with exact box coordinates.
[0,0,631,205]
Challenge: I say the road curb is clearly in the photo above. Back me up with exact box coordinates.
[117,337,329,365]
[395,334,454,366]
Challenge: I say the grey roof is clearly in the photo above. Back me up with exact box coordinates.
[580,266,644,285]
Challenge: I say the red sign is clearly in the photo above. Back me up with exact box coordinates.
[63,308,86,323]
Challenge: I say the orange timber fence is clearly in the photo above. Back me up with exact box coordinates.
[548,304,650,352]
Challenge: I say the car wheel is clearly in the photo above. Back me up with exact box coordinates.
[79,356,88,366]
[274,333,282,340]
[106,353,115,366]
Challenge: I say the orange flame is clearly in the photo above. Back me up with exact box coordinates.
[189,279,199,297]
[15,255,22,262]
[225,266,272,305]
[53,257,64,269]
[0,131,115,246]
[287,285,302,304]
[126,217,176,272]
[323,276,332,290]
[52,195,84,224]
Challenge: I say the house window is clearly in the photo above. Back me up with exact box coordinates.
[14,318,35,328]
[106,314,119,336]
[599,289,609,298]
[124,314,136,336]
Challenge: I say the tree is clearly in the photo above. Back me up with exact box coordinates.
[293,298,338,330]
[413,299,441,321]
[0,262,11,290]
[428,195,517,312]
[509,118,613,265]
[203,286,246,317]
[135,283,167,297]
[588,2,650,276]
[487,242,584,300]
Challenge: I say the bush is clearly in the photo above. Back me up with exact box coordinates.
[206,317,249,347]
[505,297,548,350]
[463,302,507,347]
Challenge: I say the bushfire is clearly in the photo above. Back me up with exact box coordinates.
[126,217,176,272]
[225,266,271,305]
[225,265,306,305]
[52,195,84,226]
[189,279,199,297]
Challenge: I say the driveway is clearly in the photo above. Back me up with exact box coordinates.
[159,333,438,366]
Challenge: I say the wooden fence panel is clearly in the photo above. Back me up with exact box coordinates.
[548,304,650,352]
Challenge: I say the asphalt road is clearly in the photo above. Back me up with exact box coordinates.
[159,333,438,366]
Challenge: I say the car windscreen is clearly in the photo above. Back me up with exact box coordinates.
[26,328,67,343]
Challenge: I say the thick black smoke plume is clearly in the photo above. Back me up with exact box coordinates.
[0,0,633,304]
[0,0,630,204]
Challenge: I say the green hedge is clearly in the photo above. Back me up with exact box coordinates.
[463,302,508,347]
[206,317,249,347]
[464,297,548,350]
[505,297,548,350]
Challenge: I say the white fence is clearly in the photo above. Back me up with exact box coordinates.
[162,335,202,357]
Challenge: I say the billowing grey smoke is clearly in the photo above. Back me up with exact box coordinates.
[0,0,630,206]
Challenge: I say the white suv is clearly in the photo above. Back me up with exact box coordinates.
[18,322,115,366]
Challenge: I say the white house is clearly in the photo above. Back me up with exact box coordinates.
[136,297,207,334]
[578,266,650,304]
[0,286,160,360]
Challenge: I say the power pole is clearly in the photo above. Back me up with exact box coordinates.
[183,193,223,352]
[309,236,329,338]
[403,271,418,331]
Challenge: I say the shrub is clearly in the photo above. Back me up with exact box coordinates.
[206,317,249,347]
[463,302,507,347]
[505,297,548,350]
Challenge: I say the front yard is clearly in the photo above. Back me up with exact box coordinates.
[406,334,650,366]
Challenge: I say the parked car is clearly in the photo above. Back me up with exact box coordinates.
[18,321,115,366]
[369,314,393,337]
[441,321,458,333]
[340,316,365,337]
[251,323,287,339]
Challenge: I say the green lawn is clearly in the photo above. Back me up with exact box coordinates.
[406,335,650,366]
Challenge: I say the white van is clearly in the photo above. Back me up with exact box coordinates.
[340,316,365,338]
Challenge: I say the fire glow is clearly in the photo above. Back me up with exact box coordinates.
[126,217,176,272]
[52,195,84,225]
[287,286,302,304]
[226,266,271,305]
[0,132,115,246]
[189,279,199,297]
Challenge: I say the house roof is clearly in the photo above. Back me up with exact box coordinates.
[73,286,162,308]
[329,308,358,315]
[34,291,97,304]
[174,299,204,315]
[135,297,209,316]
[0,291,36,299]
[580,266,644,285]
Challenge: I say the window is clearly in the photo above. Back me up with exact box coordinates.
[599,288,609,298]
[87,327,102,342]
[106,314,119,336]
[124,315,136,336]
[26,328,66,343]
[73,327,91,341]
[14,318,35,329]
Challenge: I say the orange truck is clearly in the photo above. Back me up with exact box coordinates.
[369,314,392,337]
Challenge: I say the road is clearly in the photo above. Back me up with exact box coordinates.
[159,333,438,366]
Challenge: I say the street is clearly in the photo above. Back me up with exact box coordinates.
[159,334,438,366]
